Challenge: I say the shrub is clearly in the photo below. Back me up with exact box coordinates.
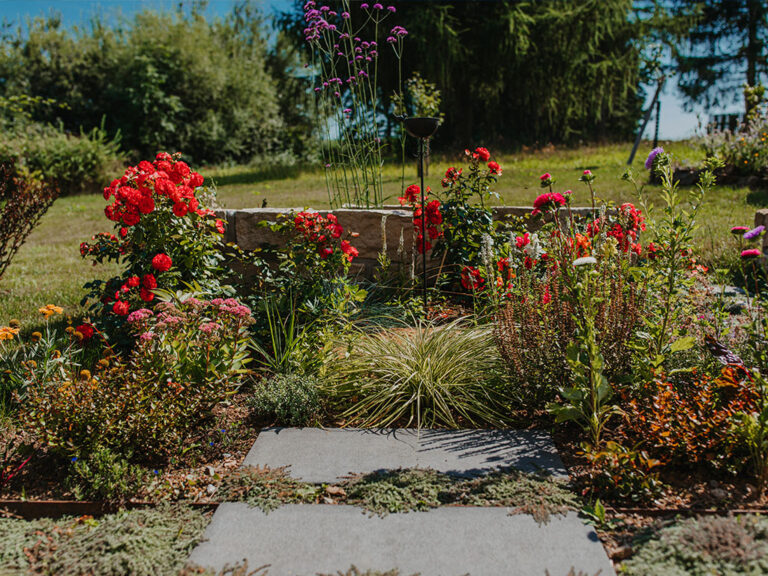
[21,295,253,458]
[0,121,124,196]
[618,366,759,470]
[66,446,147,503]
[623,515,768,576]
[701,85,768,185]
[250,373,322,427]
[331,316,506,429]
[80,153,229,329]
[581,441,662,504]
[0,161,58,282]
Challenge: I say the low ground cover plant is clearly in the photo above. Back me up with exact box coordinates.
[623,515,768,576]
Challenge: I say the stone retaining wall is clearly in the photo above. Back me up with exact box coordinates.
[754,209,768,254]
[218,206,596,277]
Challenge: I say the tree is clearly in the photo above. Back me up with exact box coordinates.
[277,0,649,147]
[672,0,768,113]
[0,3,284,164]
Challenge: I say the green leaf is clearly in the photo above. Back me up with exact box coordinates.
[669,336,696,353]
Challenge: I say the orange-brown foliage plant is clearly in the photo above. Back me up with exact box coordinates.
[618,366,759,469]
[495,264,644,409]
[0,161,58,281]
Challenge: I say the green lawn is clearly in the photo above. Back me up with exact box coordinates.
[0,140,763,326]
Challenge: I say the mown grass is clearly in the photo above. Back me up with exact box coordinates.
[0,140,762,327]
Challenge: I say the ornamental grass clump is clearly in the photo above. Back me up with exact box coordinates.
[331,316,506,429]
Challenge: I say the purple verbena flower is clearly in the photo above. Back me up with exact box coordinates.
[744,225,765,240]
[645,147,664,170]
[373,3,383,10]
[387,5,396,12]
[360,3,369,9]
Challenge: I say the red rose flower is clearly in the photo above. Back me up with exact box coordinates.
[189,172,204,188]
[75,323,95,341]
[123,211,140,226]
[119,227,128,238]
[474,147,491,162]
[340,240,359,262]
[173,202,188,217]
[151,253,173,272]
[142,274,157,289]
[318,247,334,259]
[140,288,155,302]
[487,161,502,175]
[215,219,225,234]
[112,300,130,316]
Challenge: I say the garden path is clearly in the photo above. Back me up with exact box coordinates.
[188,428,615,576]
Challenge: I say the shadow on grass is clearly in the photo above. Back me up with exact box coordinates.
[206,164,308,188]
[745,186,768,207]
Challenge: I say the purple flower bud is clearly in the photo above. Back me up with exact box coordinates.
[325,163,331,168]
[370,50,378,56]
[373,3,383,9]
[359,70,369,77]
[322,81,329,87]
[360,3,369,9]
[328,11,337,17]
[370,41,377,47]
[334,91,340,97]
[343,108,352,113]
[314,87,321,92]
[387,5,396,12]
[341,11,350,19]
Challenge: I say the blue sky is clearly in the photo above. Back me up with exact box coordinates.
[0,0,734,140]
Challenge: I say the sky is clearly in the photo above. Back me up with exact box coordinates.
[0,0,738,141]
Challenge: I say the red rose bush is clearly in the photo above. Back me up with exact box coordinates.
[81,152,227,323]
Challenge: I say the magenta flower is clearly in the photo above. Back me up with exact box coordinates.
[731,226,750,235]
[361,3,369,8]
[373,3,383,9]
[387,5,396,12]
[741,248,762,259]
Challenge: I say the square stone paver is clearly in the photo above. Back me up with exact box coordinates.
[188,504,615,576]
[243,428,567,482]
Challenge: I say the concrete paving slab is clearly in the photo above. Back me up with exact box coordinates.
[243,428,567,483]
[188,504,614,576]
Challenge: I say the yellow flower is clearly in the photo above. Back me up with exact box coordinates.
[97,358,109,369]
[79,369,91,381]
[8,319,20,329]
[0,326,19,341]
[52,350,62,359]
[65,326,75,335]
[31,332,42,342]
[38,304,64,317]
[25,360,37,369]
